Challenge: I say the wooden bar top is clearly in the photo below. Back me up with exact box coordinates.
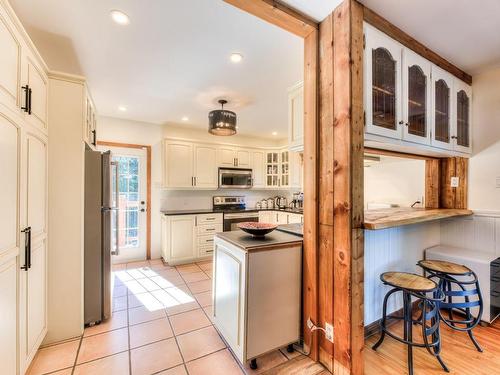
[363,208,473,230]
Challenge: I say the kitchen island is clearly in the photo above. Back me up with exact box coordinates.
[212,230,302,369]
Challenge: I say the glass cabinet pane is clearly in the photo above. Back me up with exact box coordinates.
[456,90,470,147]
[434,79,450,143]
[408,65,427,137]
[372,48,396,129]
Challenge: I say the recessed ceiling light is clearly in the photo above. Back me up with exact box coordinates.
[110,10,130,25]
[181,116,189,122]
[272,131,278,136]
[118,105,127,112]
[230,53,243,63]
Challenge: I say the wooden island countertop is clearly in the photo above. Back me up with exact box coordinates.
[363,207,473,230]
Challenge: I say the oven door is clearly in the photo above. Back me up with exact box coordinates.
[219,168,253,189]
[223,212,259,232]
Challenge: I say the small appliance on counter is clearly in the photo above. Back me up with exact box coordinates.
[266,197,275,209]
[291,192,303,209]
[275,196,288,209]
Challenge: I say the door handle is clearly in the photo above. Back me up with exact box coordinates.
[21,227,31,271]
[28,87,32,114]
[140,208,146,212]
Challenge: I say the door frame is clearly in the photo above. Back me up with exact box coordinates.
[97,141,152,260]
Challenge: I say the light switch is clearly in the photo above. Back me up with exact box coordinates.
[451,177,460,188]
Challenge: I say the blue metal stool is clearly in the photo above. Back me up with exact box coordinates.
[418,259,484,352]
[372,272,449,375]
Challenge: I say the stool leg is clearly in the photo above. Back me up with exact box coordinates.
[372,288,397,351]
[404,292,414,375]
[467,330,483,352]
[445,280,455,326]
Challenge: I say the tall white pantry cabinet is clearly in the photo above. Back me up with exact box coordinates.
[0,0,48,373]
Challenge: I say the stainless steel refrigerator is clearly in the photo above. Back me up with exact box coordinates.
[84,147,119,325]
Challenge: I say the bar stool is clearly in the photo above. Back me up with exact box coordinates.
[418,260,484,352]
[372,272,449,375]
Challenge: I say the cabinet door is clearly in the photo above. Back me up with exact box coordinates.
[194,145,217,188]
[25,55,48,132]
[168,216,196,262]
[454,80,472,154]
[431,67,454,150]
[265,152,280,188]
[236,149,250,168]
[289,151,302,189]
[288,82,304,151]
[164,141,194,188]
[280,150,289,188]
[0,115,21,375]
[0,9,21,111]
[218,146,237,167]
[251,151,265,188]
[277,213,289,225]
[288,214,303,224]
[364,24,402,139]
[402,49,431,145]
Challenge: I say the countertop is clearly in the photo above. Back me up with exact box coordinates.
[162,207,304,216]
[277,223,304,237]
[215,230,303,251]
[364,208,473,230]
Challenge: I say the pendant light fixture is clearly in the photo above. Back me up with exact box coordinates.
[208,99,237,136]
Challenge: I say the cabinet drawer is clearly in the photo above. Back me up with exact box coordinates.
[197,224,222,235]
[197,234,216,247]
[198,245,214,258]
[197,214,223,225]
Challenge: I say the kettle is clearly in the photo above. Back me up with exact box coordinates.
[266,198,275,209]
[275,196,288,209]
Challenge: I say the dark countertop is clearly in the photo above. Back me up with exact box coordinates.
[277,223,303,237]
[161,208,304,216]
[215,230,303,251]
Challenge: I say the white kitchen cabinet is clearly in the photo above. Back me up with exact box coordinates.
[431,66,454,151]
[0,255,18,375]
[288,82,304,152]
[289,151,302,190]
[277,212,289,225]
[194,145,218,189]
[163,140,194,188]
[251,150,265,188]
[83,92,97,149]
[265,151,280,188]
[217,146,250,168]
[161,215,196,264]
[453,79,472,154]
[236,149,251,167]
[258,211,275,224]
[288,213,303,224]
[22,51,48,133]
[212,235,301,365]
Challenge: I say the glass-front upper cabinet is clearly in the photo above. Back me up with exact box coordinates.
[402,49,431,145]
[431,67,454,150]
[364,24,402,139]
[454,80,472,153]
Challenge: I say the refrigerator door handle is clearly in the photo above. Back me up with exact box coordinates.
[111,161,120,256]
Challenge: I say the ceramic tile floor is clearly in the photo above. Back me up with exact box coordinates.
[27,259,309,375]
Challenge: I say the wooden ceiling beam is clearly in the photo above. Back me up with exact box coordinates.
[223,0,318,38]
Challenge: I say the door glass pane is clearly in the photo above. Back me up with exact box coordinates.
[408,65,427,137]
[113,156,141,248]
[434,79,450,143]
[457,90,470,147]
[372,48,396,129]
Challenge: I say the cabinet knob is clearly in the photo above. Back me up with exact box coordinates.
[398,120,404,125]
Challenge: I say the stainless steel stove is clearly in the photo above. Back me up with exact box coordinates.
[213,196,259,231]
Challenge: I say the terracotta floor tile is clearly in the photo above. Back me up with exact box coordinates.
[196,260,212,269]
[73,351,129,375]
[166,300,200,316]
[128,291,163,309]
[129,317,173,348]
[126,268,148,280]
[112,263,126,271]
[194,291,213,307]
[125,279,148,294]
[131,338,183,375]
[129,305,166,325]
[149,258,164,265]
[77,328,128,364]
[113,285,127,297]
[157,365,188,375]
[150,262,176,271]
[127,260,150,268]
[186,349,243,375]
[113,295,128,312]
[151,273,185,288]
[187,279,212,294]
[181,271,209,283]
[202,305,214,323]
[169,308,211,335]
[27,340,79,375]
[113,269,134,282]
[243,350,287,374]
[137,277,162,292]
[176,264,202,274]
[49,369,73,375]
[177,326,226,362]
[84,310,127,336]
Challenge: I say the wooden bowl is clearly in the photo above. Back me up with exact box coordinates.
[237,222,278,237]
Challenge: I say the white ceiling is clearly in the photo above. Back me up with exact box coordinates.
[10,0,303,138]
[283,0,500,74]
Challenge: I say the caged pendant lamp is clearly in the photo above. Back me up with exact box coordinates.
[208,99,237,136]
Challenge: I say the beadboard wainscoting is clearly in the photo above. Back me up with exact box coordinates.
[440,211,500,256]
[364,222,441,325]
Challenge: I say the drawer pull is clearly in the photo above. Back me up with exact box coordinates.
[205,228,215,231]
[205,218,216,221]
[206,239,214,243]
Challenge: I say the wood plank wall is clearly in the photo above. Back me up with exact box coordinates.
[440,157,469,209]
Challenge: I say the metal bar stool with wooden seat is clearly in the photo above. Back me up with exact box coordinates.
[372,272,449,375]
[418,259,484,352]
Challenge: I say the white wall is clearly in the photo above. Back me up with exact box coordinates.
[364,157,425,208]
[98,117,293,259]
[469,66,500,211]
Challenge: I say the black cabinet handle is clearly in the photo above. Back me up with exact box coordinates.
[21,85,29,113]
[21,227,31,271]
[28,87,32,115]
[92,130,96,146]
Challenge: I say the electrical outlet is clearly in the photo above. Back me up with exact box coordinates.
[450,176,460,188]
[325,323,334,343]
[307,318,314,330]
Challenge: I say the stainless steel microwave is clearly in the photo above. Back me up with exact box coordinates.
[218,168,253,189]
